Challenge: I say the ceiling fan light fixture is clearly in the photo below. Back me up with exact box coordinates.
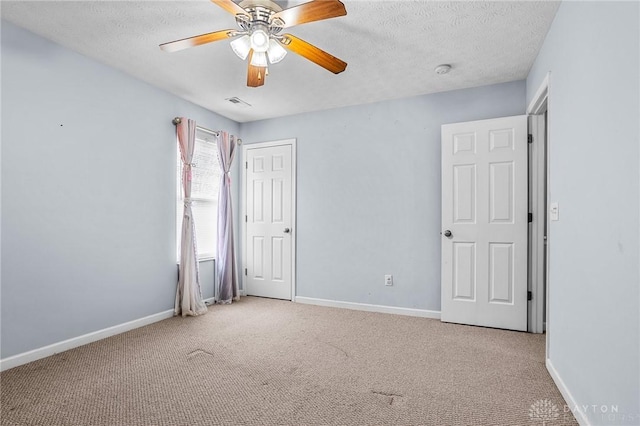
[250,28,270,53]
[250,51,268,67]
[267,39,287,64]
[160,0,349,87]
[230,35,251,60]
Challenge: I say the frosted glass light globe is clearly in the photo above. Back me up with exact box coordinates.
[250,30,269,53]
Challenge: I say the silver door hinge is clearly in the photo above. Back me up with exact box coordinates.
[244,268,247,276]
[245,162,248,169]
[245,215,248,222]
[528,134,533,144]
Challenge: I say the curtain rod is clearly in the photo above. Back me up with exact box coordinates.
[172,117,219,135]
[172,117,242,144]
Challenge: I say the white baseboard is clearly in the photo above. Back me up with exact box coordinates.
[546,358,590,426]
[0,309,175,372]
[294,296,441,320]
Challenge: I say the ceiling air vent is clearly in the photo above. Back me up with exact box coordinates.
[226,97,252,107]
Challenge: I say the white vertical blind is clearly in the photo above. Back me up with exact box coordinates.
[177,128,222,259]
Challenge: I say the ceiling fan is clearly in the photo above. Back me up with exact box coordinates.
[160,0,348,87]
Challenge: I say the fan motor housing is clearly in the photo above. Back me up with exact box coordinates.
[239,0,282,15]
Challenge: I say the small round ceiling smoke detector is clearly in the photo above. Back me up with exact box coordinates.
[434,64,452,75]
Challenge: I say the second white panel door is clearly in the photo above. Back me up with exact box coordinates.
[245,143,293,300]
[441,115,528,331]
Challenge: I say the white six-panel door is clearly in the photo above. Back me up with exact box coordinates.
[244,142,294,300]
[441,116,528,331]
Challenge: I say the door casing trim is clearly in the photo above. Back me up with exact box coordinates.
[527,72,551,350]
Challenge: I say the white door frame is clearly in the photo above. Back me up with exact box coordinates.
[527,73,550,344]
[241,139,297,301]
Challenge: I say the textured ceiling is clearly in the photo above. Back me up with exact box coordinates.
[1,1,560,122]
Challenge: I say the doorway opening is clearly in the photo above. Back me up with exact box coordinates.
[439,77,550,335]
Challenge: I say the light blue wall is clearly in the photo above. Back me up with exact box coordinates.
[0,21,240,359]
[240,81,526,311]
[527,2,639,423]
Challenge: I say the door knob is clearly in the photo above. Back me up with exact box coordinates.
[284,228,291,234]
[443,230,452,238]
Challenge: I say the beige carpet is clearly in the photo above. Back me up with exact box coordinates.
[1,297,576,425]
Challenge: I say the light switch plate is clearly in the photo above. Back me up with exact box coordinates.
[550,202,559,221]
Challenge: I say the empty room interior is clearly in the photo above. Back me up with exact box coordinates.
[1,1,638,425]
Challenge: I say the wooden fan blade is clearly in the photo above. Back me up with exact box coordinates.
[210,0,248,17]
[247,50,266,87]
[160,29,235,52]
[272,0,346,28]
[280,34,347,74]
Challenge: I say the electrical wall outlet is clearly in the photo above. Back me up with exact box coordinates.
[384,274,393,286]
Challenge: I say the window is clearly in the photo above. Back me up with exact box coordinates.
[177,128,222,260]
